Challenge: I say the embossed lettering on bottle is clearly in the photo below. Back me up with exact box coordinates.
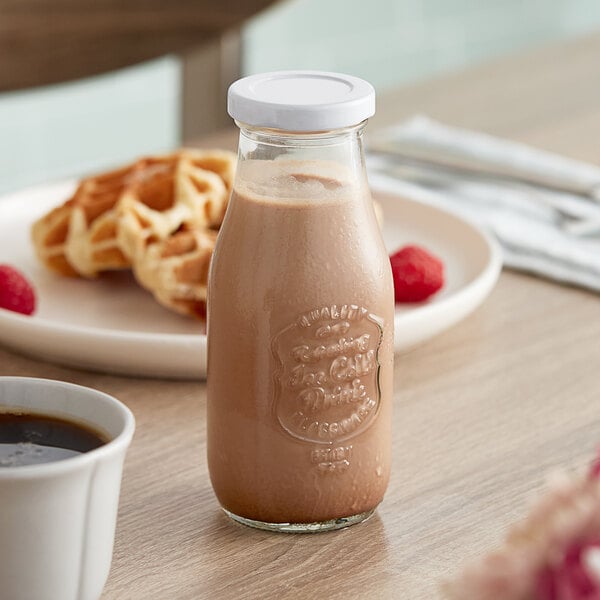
[272,304,383,471]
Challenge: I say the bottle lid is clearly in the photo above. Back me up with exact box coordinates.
[227,70,375,131]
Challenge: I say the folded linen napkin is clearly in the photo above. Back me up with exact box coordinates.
[367,116,600,293]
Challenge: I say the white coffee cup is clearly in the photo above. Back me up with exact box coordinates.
[0,377,135,600]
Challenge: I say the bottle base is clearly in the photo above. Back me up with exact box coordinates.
[222,507,375,533]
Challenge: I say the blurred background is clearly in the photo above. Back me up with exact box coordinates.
[2,0,600,195]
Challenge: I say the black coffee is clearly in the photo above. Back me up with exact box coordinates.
[0,412,107,467]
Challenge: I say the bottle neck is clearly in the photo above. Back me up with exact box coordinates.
[234,122,369,192]
[236,121,367,145]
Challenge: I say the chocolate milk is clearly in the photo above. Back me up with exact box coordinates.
[207,159,393,525]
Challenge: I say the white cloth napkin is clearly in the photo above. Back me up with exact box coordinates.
[367,116,600,293]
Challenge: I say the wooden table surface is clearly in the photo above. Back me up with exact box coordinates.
[2,34,600,600]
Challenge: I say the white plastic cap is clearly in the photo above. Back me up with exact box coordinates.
[227,70,376,131]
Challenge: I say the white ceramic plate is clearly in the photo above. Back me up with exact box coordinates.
[0,181,501,379]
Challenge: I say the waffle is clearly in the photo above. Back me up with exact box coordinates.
[179,148,236,202]
[31,160,163,278]
[31,149,236,281]
[133,227,218,319]
[117,150,235,262]
[31,198,79,277]
[64,162,147,277]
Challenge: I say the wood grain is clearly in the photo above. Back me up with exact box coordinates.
[0,0,275,90]
[1,33,600,600]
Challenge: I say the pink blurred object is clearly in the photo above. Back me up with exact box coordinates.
[535,542,600,600]
[443,451,600,600]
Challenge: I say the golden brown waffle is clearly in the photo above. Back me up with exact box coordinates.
[31,198,79,277]
[182,148,236,190]
[179,149,236,225]
[133,227,218,319]
[117,150,235,262]
[64,162,144,277]
[31,149,236,282]
[31,160,160,278]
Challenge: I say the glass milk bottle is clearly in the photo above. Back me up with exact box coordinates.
[207,71,394,532]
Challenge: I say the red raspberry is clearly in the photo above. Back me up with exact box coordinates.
[0,265,36,315]
[390,245,444,303]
